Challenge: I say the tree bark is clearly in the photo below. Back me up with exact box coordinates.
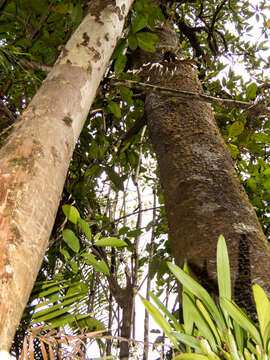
[143,23,270,314]
[0,0,133,350]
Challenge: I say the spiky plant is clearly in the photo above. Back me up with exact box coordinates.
[141,235,270,360]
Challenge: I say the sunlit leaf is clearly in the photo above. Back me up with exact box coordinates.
[83,253,110,275]
[62,229,80,253]
[217,235,231,301]
[136,32,159,52]
[246,83,258,100]
[94,237,127,247]
[62,205,80,224]
[78,218,92,241]
[229,121,244,137]
[221,297,262,347]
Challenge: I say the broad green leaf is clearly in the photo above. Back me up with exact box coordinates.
[229,121,244,137]
[62,205,80,224]
[128,33,138,50]
[132,14,148,33]
[94,237,127,247]
[167,262,225,331]
[263,179,270,189]
[246,83,258,100]
[119,87,133,106]
[140,296,179,349]
[136,32,159,52]
[253,284,270,345]
[70,3,83,24]
[108,100,121,118]
[70,261,78,274]
[83,253,110,275]
[228,143,240,159]
[114,54,127,74]
[105,166,124,191]
[150,292,182,331]
[217,235,231,301]
[247,177,257,191]
[127,229,143,237]
[60,247,71,261]
[171,332,202,353]
[221,298,262,347]
[78,218,92,241]
[62,229,80,253]
[264,168,270,177]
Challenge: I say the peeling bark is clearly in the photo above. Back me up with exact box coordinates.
[143,23,270,315]
[0,0,134,350]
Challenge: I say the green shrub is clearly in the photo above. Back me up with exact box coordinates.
[141,235,270,360]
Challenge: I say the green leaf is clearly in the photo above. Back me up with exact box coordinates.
[184,295,217,352]
[119,87,133,106]
[108,100,121,118]
[136,32,159,52]
[217,235,231,301]
[126,229,143,237]
[77,218,92,241]
[150,292,182,331]
[227,143,240,159]
[167,262,225,331]
[140,296,179,349]
[263,178,270,189]
[174,354,209,360]
[171,332,202,353]
[247,177,257,191]
[246,83,258,100]
[221,297,262,347]
[253,284,270,345]
[94,237,127,247]
[196,299,222,348]
[62,229,80,253]
[62,205,80,224]
[70,3,83,24]
[132,14,148,33]
[182,292,194,336]
[128,33,138,50]
[83,253,110,275]
[70,261,78,274]
[111,39,127,60]
[60,247,71,261]
[114,54,127,74]
[105,166,124,191]
[229,121,244,137]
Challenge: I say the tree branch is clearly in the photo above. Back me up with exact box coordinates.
[110,79,270,116]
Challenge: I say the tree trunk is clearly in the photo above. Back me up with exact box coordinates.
[143,23,270,314]
[0,0,133,350]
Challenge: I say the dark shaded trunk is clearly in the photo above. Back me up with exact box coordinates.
[142,23,270,314]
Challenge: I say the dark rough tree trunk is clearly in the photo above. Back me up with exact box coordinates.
[142,22,270,313]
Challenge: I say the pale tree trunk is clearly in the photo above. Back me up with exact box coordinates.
[143,23,270,314]
[0,0,133,350]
